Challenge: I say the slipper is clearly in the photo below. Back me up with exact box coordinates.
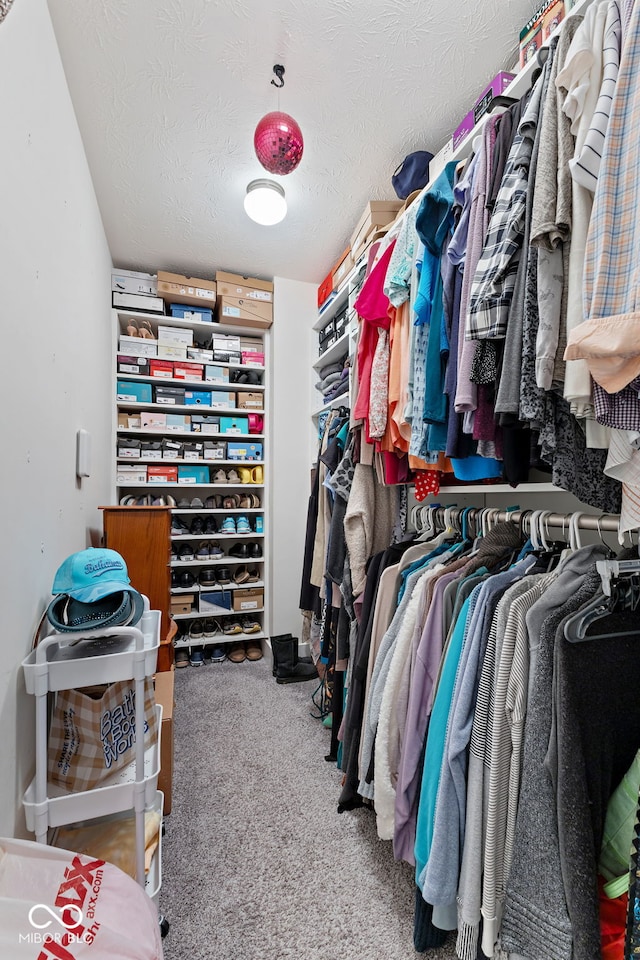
[213,469,227,484]
[245,639,263,660]
[227,468,241,483]
[246,568,261,583]
[233,565,251,584]
[227,641,246,661]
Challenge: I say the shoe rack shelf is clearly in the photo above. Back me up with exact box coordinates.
[174,633,267,649]
[113,304,272,652]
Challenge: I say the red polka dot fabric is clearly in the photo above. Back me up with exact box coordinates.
[414,470,441,501]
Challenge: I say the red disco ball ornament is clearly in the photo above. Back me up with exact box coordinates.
[254,111,304,176]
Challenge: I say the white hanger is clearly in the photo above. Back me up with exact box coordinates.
[568,512,585,552]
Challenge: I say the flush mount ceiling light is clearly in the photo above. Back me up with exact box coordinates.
[244,178,287,226]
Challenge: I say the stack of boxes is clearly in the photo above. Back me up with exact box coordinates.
[519,0,572,67]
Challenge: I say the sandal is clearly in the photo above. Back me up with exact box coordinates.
[126,319,139,337]
[233,565,251,584]
[138,319,156,339]
[246,568,261,583]
[223,494,241,509]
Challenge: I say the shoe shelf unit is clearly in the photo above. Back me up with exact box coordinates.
[113,305,271,656]
[21,604,163,904]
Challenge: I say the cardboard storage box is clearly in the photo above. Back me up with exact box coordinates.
[184,390,212,406]
[117,438,141,459]
[113,292,164,313]
[174,361,204,382]
[220,416,249,435]
[148,465,178,483]
[213,350,242,365]
[149,359,174,379]
[117,354,150,376]
[141,440,162,460]
[187,347,215,363]
[233,588,264,612]
[332,247,354,291]
[241,352,264,368]
[182,441,204,461]
[240,336,263,351]
[204,365,230,384]
[162,439,183,459]
[117,464,147,484]
[158,325,193,347]
[227,442,262,461]
[519,0,564,67]
[112,269,157,297]
[213,334,242,352]
[237,392,263,410]
[153,667,174,815]
[170,595,195,615]
[350,201,402,263]
[209,392,236,410]
[200,590,232,613]
[157,344,188,361]
[155,385,186,406]
[165,414,192,432]
[191,415,220,435]
[178,464,209,483]
[317,272,334,309]
[141,412,167,430]
[169,303,213,323]
[119,335,158,359]
[157,271,217,309]
[117,380,153,403]
[216,270,274,330]
[203,440,226,460]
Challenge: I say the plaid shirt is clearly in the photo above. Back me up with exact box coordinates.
[466,74,545,341]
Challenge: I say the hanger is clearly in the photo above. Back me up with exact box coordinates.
[564,557,640,642]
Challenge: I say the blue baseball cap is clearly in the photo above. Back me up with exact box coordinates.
[51,548,138,603]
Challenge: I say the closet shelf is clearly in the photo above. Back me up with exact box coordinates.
[174,633,267,646]
[172,608,265,621]
[312,395,350,418]
[171,509,262,517]
[117,482,265,489]
[418,482,565,495]
[171,582,264,594]
[116,308,263,340]
[117,458,265,467]
[117,428,264,440]
[169,556,263,568]
[117,401,264,416]
[116,372,265,388]
[312,331,351,371]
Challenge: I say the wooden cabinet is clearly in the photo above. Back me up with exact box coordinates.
[101,505,171,640]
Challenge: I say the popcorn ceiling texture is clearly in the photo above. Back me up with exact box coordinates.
[48,0,540,283]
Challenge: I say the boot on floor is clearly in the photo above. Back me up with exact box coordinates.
[271,634,317,684]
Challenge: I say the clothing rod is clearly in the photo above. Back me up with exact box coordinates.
[424,507,622,533]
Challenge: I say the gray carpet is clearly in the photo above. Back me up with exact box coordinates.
[160,658,458,960]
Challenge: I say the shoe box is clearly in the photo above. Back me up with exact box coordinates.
[116,464,148,484]
[117,354,151,376]
[118,438,142,459]
[240,337,265,367]
[191,415,220,434]
[216,271,273,330]
[188,347,214,363]
[112,268,158,297]
[148,465,178,483]
[203,441,226,460]
[156,271,217,309]
[184,390,213,406]
[141,440,162,460]
[158,325,193,347]
[155,385,186,405]
[118,335,158,358]
[117,381,153,403]
[157,343,188,361]
[153,666,174,815]
[233,588,264,612]
[211,334,242,365]
[118,412,142,430]
[220,416,249,435]
[237,392,263,410]
[204,365,230,384]
[149,359,174,379]
[200,590,232,613]
[182,441,204,461]
[177,465,209,483]
[113,292,165,313]
[173,361,204,382]
[162,439,183,459]
[227,442,263,461]
[168,303,213,324]
[170,595,196,615]
[208,392,236,410]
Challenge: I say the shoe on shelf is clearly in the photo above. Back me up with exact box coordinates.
[138,319,156,340]
[210,646,227,663]
[249,543,263,559]
[191,497,204,509]
[233,565,250,585]
[223,619,243,637]
[171,544,179,561]
[190,516,204,535]
[216,567,232,585]
[180,570,196,588]
[175,648,190,668]
[236,516,252,535]
[203,618,220,638]
[189,647,205,667]
[196,543,210,561]
[179,543,195,561]
[213,469,227,484]
[203,517,218,535]
[171,570,180,588]
[220,517,237,535]
[227,641,246,662]
[209,541,224,558]
[241,616,261,635]
[227,468,241,483]
[126,319,140,338]
[189,619,204,640]
[246,568,261,583]
[172,516,189,534]
[229,543,249,559]
[245,639,263,660]
[223,495,241,509]
[199,569,218,588]
[177,498,191,509]
[205,495,222,509]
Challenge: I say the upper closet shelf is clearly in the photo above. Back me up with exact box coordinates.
[115,308,264,340]
[312,331,351,371]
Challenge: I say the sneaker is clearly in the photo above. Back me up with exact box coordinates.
[175,648,190,668]
[203,619,219,638]
[180,570,196,588]
[171,516,189,534]
[209,541,224,558]
[179,543,195,561]
[189,647,205,666]
[196,543,210,561]
[220,517,237,535]
[199,569,218,588]
[177,498,191,509]
[216,567,232,585]
[190,517,204,535]
[236,516,251,535]
[171,570,180,588]
[171,545,178,561]
[203,516,218,535]
[240,616,261,635]
[189,619,204,639]
[210,646,227,663]
[223,619,243,636]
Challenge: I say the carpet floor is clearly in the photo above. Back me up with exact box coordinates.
[160,657,458,960]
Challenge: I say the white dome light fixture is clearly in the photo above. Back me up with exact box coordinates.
[244,178,287,225]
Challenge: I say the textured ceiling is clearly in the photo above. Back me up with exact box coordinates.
[48,0,541,284]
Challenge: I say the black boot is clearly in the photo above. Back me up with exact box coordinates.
[270,634,313,676]
[271,635,317,684]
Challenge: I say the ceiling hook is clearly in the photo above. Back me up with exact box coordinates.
[271,64,285,88]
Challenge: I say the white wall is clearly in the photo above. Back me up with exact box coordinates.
[0,0,113,836]
[270,278,317,639]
